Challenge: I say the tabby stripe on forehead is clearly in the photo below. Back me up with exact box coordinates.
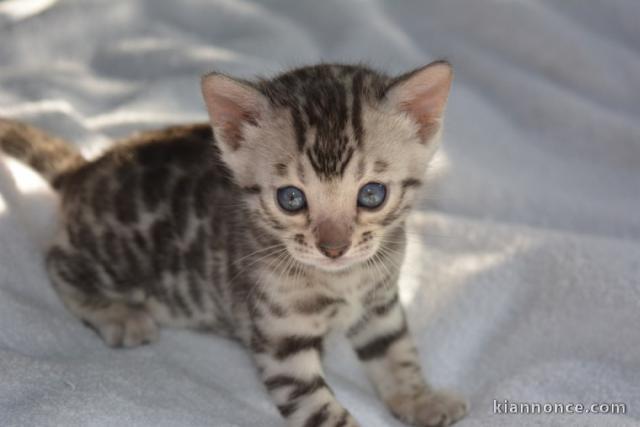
[338,147,354,177]
[275,335,323,360]
[291,106,307,151]
[351,70,365,147]
[306,148,322,177]
[355,323,408,361]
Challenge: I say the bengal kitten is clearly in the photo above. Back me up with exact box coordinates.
[0,61,467,427]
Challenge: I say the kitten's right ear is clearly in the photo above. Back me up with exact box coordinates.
[385,61,453,142]
[201,73,269,151]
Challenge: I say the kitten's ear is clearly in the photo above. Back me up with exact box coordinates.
[385,61,453,142]
[201,73,269,151]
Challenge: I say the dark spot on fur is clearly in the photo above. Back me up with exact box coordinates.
[277,402,298,417]
[274,163,288,176]
[401,178,422,189]
[355,323,407,361]
[275,335,323,360]
[372,293,399,317]
[294,295,344,315]
[303,403,330,427]
[374,160,389,173]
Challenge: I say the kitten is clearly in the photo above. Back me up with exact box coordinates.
[0,61,467,427]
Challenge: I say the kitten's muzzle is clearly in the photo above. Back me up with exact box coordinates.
[315,219,352,259]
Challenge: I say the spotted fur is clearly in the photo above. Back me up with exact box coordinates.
[1,62,466,427]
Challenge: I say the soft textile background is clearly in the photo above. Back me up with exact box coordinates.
[0,1,639,426]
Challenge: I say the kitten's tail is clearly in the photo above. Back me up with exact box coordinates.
[0,118,85,188]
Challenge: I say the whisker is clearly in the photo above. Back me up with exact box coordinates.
[232,243,287,265]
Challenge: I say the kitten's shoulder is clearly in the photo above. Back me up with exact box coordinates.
[57,123,231,193]
[115,123,219,167]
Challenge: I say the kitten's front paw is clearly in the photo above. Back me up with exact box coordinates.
[85,304,159,348]
[387,389,468,427]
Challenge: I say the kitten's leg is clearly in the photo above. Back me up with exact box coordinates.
[250,315,359,426]
[347,291,467,427]
[46,245,159,348]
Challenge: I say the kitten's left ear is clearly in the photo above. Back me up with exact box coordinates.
[385,61,453,142]
[201,72,269,151]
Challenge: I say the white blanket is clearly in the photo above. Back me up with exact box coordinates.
[1,1,638,426]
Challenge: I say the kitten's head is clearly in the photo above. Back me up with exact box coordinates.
[202,62,452,272]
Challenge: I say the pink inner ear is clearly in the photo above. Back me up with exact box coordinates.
[391,62,453,141]
[201,74,263,150]
[211,95,259,150]
[400,86,446,139]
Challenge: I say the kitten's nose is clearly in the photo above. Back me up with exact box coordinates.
[316,219,351,259]
[318,241,351,259]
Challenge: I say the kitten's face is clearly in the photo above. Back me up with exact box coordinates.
[202,63,452,272]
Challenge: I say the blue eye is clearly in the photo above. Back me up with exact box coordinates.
[357,182,386,209]
[277,186,306,212]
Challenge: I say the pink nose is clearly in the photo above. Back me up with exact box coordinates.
[317,241,351,259]
[316,219,351,259]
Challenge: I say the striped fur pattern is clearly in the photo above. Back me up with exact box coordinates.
[0,62,466,426]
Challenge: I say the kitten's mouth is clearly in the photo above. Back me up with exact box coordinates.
[298,253,372,272]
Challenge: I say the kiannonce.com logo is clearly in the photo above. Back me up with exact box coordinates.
[493,399,627,415]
